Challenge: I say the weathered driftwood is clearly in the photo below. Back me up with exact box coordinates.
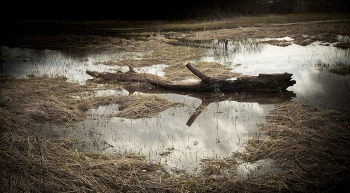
[86,62,296,92]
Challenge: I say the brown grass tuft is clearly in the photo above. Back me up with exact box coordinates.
[246,102,350,192]
[116,94,181,119]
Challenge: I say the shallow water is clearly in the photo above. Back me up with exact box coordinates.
[33,93,275,175]
[0,47,145,83]
[1,36,350,177]
[195,38,350,115]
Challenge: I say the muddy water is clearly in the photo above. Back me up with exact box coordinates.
[1,37,349,177]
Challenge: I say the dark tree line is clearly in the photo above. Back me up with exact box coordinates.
[2,0,349,20]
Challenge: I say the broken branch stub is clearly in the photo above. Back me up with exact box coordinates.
[184,61,210,82]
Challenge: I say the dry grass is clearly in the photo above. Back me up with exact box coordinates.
[93,34,205,68]
[0,75,94,130]
[330,66,350,75]
[1,75,350,192]
[245,102,350,192]
[0,130,293,193]
[115,94,181,119]
[0,132,164,192]
[0,76,178,132]
[164,61,242,81]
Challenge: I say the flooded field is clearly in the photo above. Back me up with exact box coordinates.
[1,35,349,177]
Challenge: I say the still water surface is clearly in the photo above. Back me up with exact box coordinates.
[1,37,349,176]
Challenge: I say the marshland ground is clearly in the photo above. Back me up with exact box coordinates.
[1,13,350,192]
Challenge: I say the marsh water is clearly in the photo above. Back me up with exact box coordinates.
[1,36,349,177]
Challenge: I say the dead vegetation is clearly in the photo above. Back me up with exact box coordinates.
[1,14,350,192]
[2,75,349,192]
[0,75,178,131]
[0,75,93,130]
[114,94,181,119]
[186,22,350,47]
[330,66,350,75]
[245,102,350,192]
[163,61,242,81]
[92,33,205,68]
[261,39,292,47]
[0,129,278,192]
[334,42,350,49]
[0,132,165,192]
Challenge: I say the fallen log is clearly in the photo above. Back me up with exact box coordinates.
[86,62,296,92]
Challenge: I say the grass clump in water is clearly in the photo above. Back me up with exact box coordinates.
[115,94,181,119]
[316,61,350,75]
[330,62,350,75]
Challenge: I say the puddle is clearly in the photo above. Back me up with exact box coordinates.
[34,93,275,176]
[194,39,350,115]
[2,35,350,178]
[0,46,143,84]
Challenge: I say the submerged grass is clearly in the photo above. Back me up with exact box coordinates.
[330,62,350,75]
[330,66,350,75]
[316,61,350,75]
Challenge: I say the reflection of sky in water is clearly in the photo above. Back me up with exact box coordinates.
[196,40,350,115]
[0,46,149,83]
[2,37,350,176]
[34,93,273,175]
